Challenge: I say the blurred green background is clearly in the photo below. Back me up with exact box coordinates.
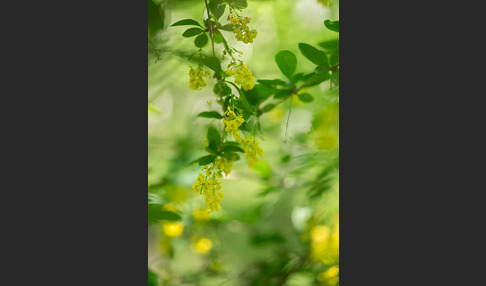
[148,0,339,285]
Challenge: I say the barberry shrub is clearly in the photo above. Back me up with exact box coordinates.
[148,0,339,285]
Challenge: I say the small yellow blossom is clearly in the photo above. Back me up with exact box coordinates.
[214,157,233,177]
[223,106,245,139]
[226,61,255,91]
[317,266,339,285]
[189,65,211,90]
[228,14,258,44]
[191,237,213,255]
[162,221,184,238]
[241,135,264,167]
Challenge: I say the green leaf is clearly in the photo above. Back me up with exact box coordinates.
[324,20,339,32]
[194,33,208,47]
[291,73,304,84]
[298,43,328,65]
[230,0,248,9]
[275,50,297,79]
[218,23,234,31]
[331,69,339,86]
[198,111,223,119]
[274,89,293,99]
[182,28,204,37]
[258,79,288,87]
[148,0,165,38]
[148,204,181,223]
[298,93,314,102]
[318,39,339,51]
[244,84,277,105]
[198,155,217,165]
[303,73,331,87]
[315,63,330,74]
[207,126,221,152]
[329,53,339,66]
[213,29,224,43]
[199,56,221,74]
[209,0,226,20]
[171,19,202,27]
[213,83,232,96]
[148,269,158,286]
[261,103,276,113]
[222,145,244,153]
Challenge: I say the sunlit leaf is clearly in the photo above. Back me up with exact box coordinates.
[275,50,297,79]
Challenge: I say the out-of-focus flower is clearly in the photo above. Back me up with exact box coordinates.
[191,237,213,255]
[162,222,184,238]
[189,65,211,90]
[241,135,264,167]
[192,207,210,222]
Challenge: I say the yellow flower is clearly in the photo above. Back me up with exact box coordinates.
[192,207,210,222]
[191,237,213,255]
[226,62,255,91]
[189,65,211,90]
[223,106,245,138]
[214,157,233,177]
[228,14,257,44]
[241,135,264,167]
[162,222,184,238]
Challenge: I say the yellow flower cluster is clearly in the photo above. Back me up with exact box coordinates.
[310,219,339,264]
[192,157,235,212]
[188,65,211,90]
[317,266,339,286]
[223,106,245,138]
[229,15,258,44]
[241,135,264,167]
[226,62,255,91]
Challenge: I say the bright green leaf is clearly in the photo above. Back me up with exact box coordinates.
[194,33,208,47]
[197,111,224,119]
[198,155,217,165]
[324,20,339,32]
[171,19,202,27]
[298,43,328,65]
[207,126,221,152]
[298,93,314,102]
[274,89,293,99]
[275,50,297,79]
[315,63,330,74]
[182,28,204,37]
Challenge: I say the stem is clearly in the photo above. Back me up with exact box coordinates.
[204,0,226,146]
[284,98,292,143]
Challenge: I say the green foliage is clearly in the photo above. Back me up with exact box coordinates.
[298,92,314,102]
[207,125,221,152]
[198,111,224,119]
[275,50,297,79]
[324,20,339,32]
[298,43,328,65]
[194,33,209,47]
[182,27,205,37]
[170,18,202,27]
[148,268,158,286]
[148,0,165,38]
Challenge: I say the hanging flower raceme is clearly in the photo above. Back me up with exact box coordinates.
[228,14,258,44]
[226,61,255,91]
[188,65,211,90]
[192,157,235,212]
[223,106,245,139]
[241,134,264,167]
